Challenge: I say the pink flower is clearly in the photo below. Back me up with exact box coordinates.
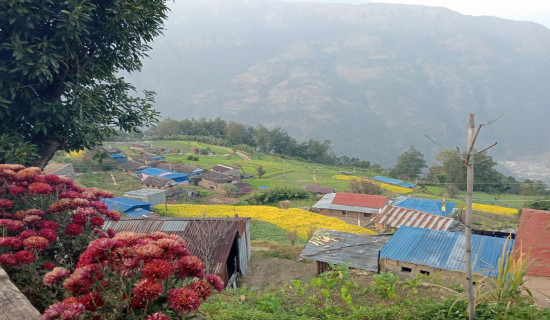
[7,185,26,195]
[205,274,225,292]
[38,228,58,243]
[44,267,71,286]
[42,220,59,230]
[26,208,44,217]
[0,253,19,267]
[168,287,201,312]
[76,207,97,217]
[23,235,49,250]
[63,264,102,295]
[28,182,54,195]
[142,259,175,281]
[132,278,163,301]
[49,198,72,213]
[42,302,86,320]
[90,216,104,227]
[15,167,41,181]
[23,214,43,228]
[7,220,25,233]
[135,243,163,260]
[58,191,81,199]
[90,201,108,211]
[176,256,205,279]
[15,250,35,264]
[0,199,13,209]
[189,279,213,300]
[65,224,83,237]
[18,229,38,239]
[147,313,171,320]
[104,209,121,221]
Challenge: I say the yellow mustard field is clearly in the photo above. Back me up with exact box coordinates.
[332,175,413,194]
[472,203,518,215]
[158,204,375,238]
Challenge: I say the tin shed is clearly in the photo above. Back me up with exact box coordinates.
[124,188,167,206]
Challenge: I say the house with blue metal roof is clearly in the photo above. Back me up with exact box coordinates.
[380,226,514,282]
[372,176,415,188]
[110,153,128,163]
[392,196,457,217]
[101,197,152,217]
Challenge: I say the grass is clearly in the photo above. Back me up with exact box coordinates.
[250,220,309,246]
[74,170,143,197]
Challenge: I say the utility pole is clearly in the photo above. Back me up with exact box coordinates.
[464,114,476,320]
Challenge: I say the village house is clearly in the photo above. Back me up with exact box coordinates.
[103,216,251,288]
[312,192,388,226]
[193,170,239,191]
[211,164,241,178]
[121,160,149,173]
[514,208,550,307]
[300,229,391,275]
[371,176,415,188]
[101,197,153,217]
[142,176,178,189]
[124,188,167,206]
[371,205,463,232]
[392,196,457,217]
[155,162,204,175]
[379,226,514,284]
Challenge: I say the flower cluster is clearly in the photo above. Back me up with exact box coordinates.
[43,231,224,319]
[158,204,375,238]
[332,175,413,194]
[0,164,120,310]
[472,203,518,216]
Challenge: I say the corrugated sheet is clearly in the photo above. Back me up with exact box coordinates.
[372,206,454,231]
[332,192,387,208]
[101,197,152,213]
[514,208,550,276]
[312,193,382,214]
[300,229,391,272]
[372,176,415,188]
[102,217,251,283]
[392,197,456,217]
[380,226,514,277]
[125,188,166,198]
[136,167,171,176]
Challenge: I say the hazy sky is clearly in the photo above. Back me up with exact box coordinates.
[285,0,550,28]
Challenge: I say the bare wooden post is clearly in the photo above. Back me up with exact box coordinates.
[465,114,475,320]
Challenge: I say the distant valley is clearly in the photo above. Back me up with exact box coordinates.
[126,0,550,170]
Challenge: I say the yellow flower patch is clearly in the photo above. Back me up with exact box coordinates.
[332,175,413,194]
[472,203,518,215]
[158,204,374,238]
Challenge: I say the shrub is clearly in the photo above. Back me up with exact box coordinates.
[246,187,311,205]
[42,231,224,320]
[0,164,121,310]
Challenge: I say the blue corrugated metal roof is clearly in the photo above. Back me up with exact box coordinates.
[149,156,166,161]
[101,197,152,214]
[373,176,415,188]
[125,207,152,217]
[110,153,126,159]
[137,167,171,176]
[380,226,514,277]
[162,173,189,181]
[393,197,456,217]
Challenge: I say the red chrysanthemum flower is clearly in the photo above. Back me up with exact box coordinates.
[26,208,45,217]
[142,259,175,281]
[76,207,97,217]
[79,291,104,312]
[44,174,61,184]
[42,220,59,230]
[205,274,225,292]
[135,243,163,261]
[132,278,163,301]
[63,264,102,295]
[7,185,26,195]
[49,198,72,214]
[15,167,41,181]
[23,214,44,228]
[189,279,213,300]
[107,228,116,238]
[23,235,49,251]
[15,250,36,264]
[0,199,14,209]
[28,182,54,195]
[18,229,38,239]
[44,267,71,286]
[90,201,108,211]
[104,209,121,222]
[58,191,81,199]
[7,220,25,233]
[146,312,171,320]
[0,253,19,267]
[0,237,23,250]
[38,228,58,243]
[41,301,86,320]
[72,213,87,225]
[168,287,201,312]
[65,224,83,237]
[43,262,56,269]
[90,216,104,227]
[176,256,205,279]
[63,296,80,305]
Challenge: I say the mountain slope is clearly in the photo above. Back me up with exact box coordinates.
[127,0,550,166]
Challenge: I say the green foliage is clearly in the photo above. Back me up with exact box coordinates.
[0,0,168,166]
[246,187,312,205]
[0,133,39,165]
[526,198,550,210]
[372,271,401,299]
[256,165,266,179]
[389,146,427,180]
[348,179,382,195]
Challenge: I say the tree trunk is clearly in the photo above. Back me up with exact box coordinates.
[32,140,59,170]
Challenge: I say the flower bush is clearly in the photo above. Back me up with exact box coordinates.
[157,204,375,238]
[0,164,121,310]
[42,231,223,320]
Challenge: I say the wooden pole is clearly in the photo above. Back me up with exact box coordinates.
[465,113,475,320]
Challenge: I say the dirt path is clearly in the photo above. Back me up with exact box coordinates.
[218,146,252,161]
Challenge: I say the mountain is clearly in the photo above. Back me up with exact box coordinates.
[126,0,550,167]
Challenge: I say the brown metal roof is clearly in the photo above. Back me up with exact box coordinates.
[514,208,550,277]
[371,205,454,231]
[103,216,250,282]
[155,163,203,174]
[197,170,238,183]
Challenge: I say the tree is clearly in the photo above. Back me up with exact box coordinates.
[257,165,266,179]
[348,179,382,195]
[389,146,426,180]
[0,1,170,168]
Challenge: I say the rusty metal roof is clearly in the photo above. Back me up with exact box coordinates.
[103,216,250,277]
[332,192,388,208]
[371,205,455,231]
[514,208,550,277]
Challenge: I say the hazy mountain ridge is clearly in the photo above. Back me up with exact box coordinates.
[128,0,550,166]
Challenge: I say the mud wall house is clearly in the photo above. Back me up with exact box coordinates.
[155,163,204,175]
[103,216,251,288]
[300,229,391,275]
[211,165,241,178]
[371,205,462,232]
[379,226,514,284]
[124,188,167,206]
[392,196,457,217]
[312,192,388,225]
[194,170,239,191]
[101,197,153,217]
[0,267,41,320]
[121,160,149,173]
[142,176,178,189]
[513,208,550,307]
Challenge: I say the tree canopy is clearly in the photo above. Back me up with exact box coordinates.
[0,0,170,168]
[389,146,427,180]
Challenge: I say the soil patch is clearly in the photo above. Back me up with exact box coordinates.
[240,254,316,289]
[202,194,240,205]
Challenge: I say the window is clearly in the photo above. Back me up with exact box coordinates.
[363,213,369,217]
[341,211,347,216]
[420,270,430,275]
[401,266,412,273]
